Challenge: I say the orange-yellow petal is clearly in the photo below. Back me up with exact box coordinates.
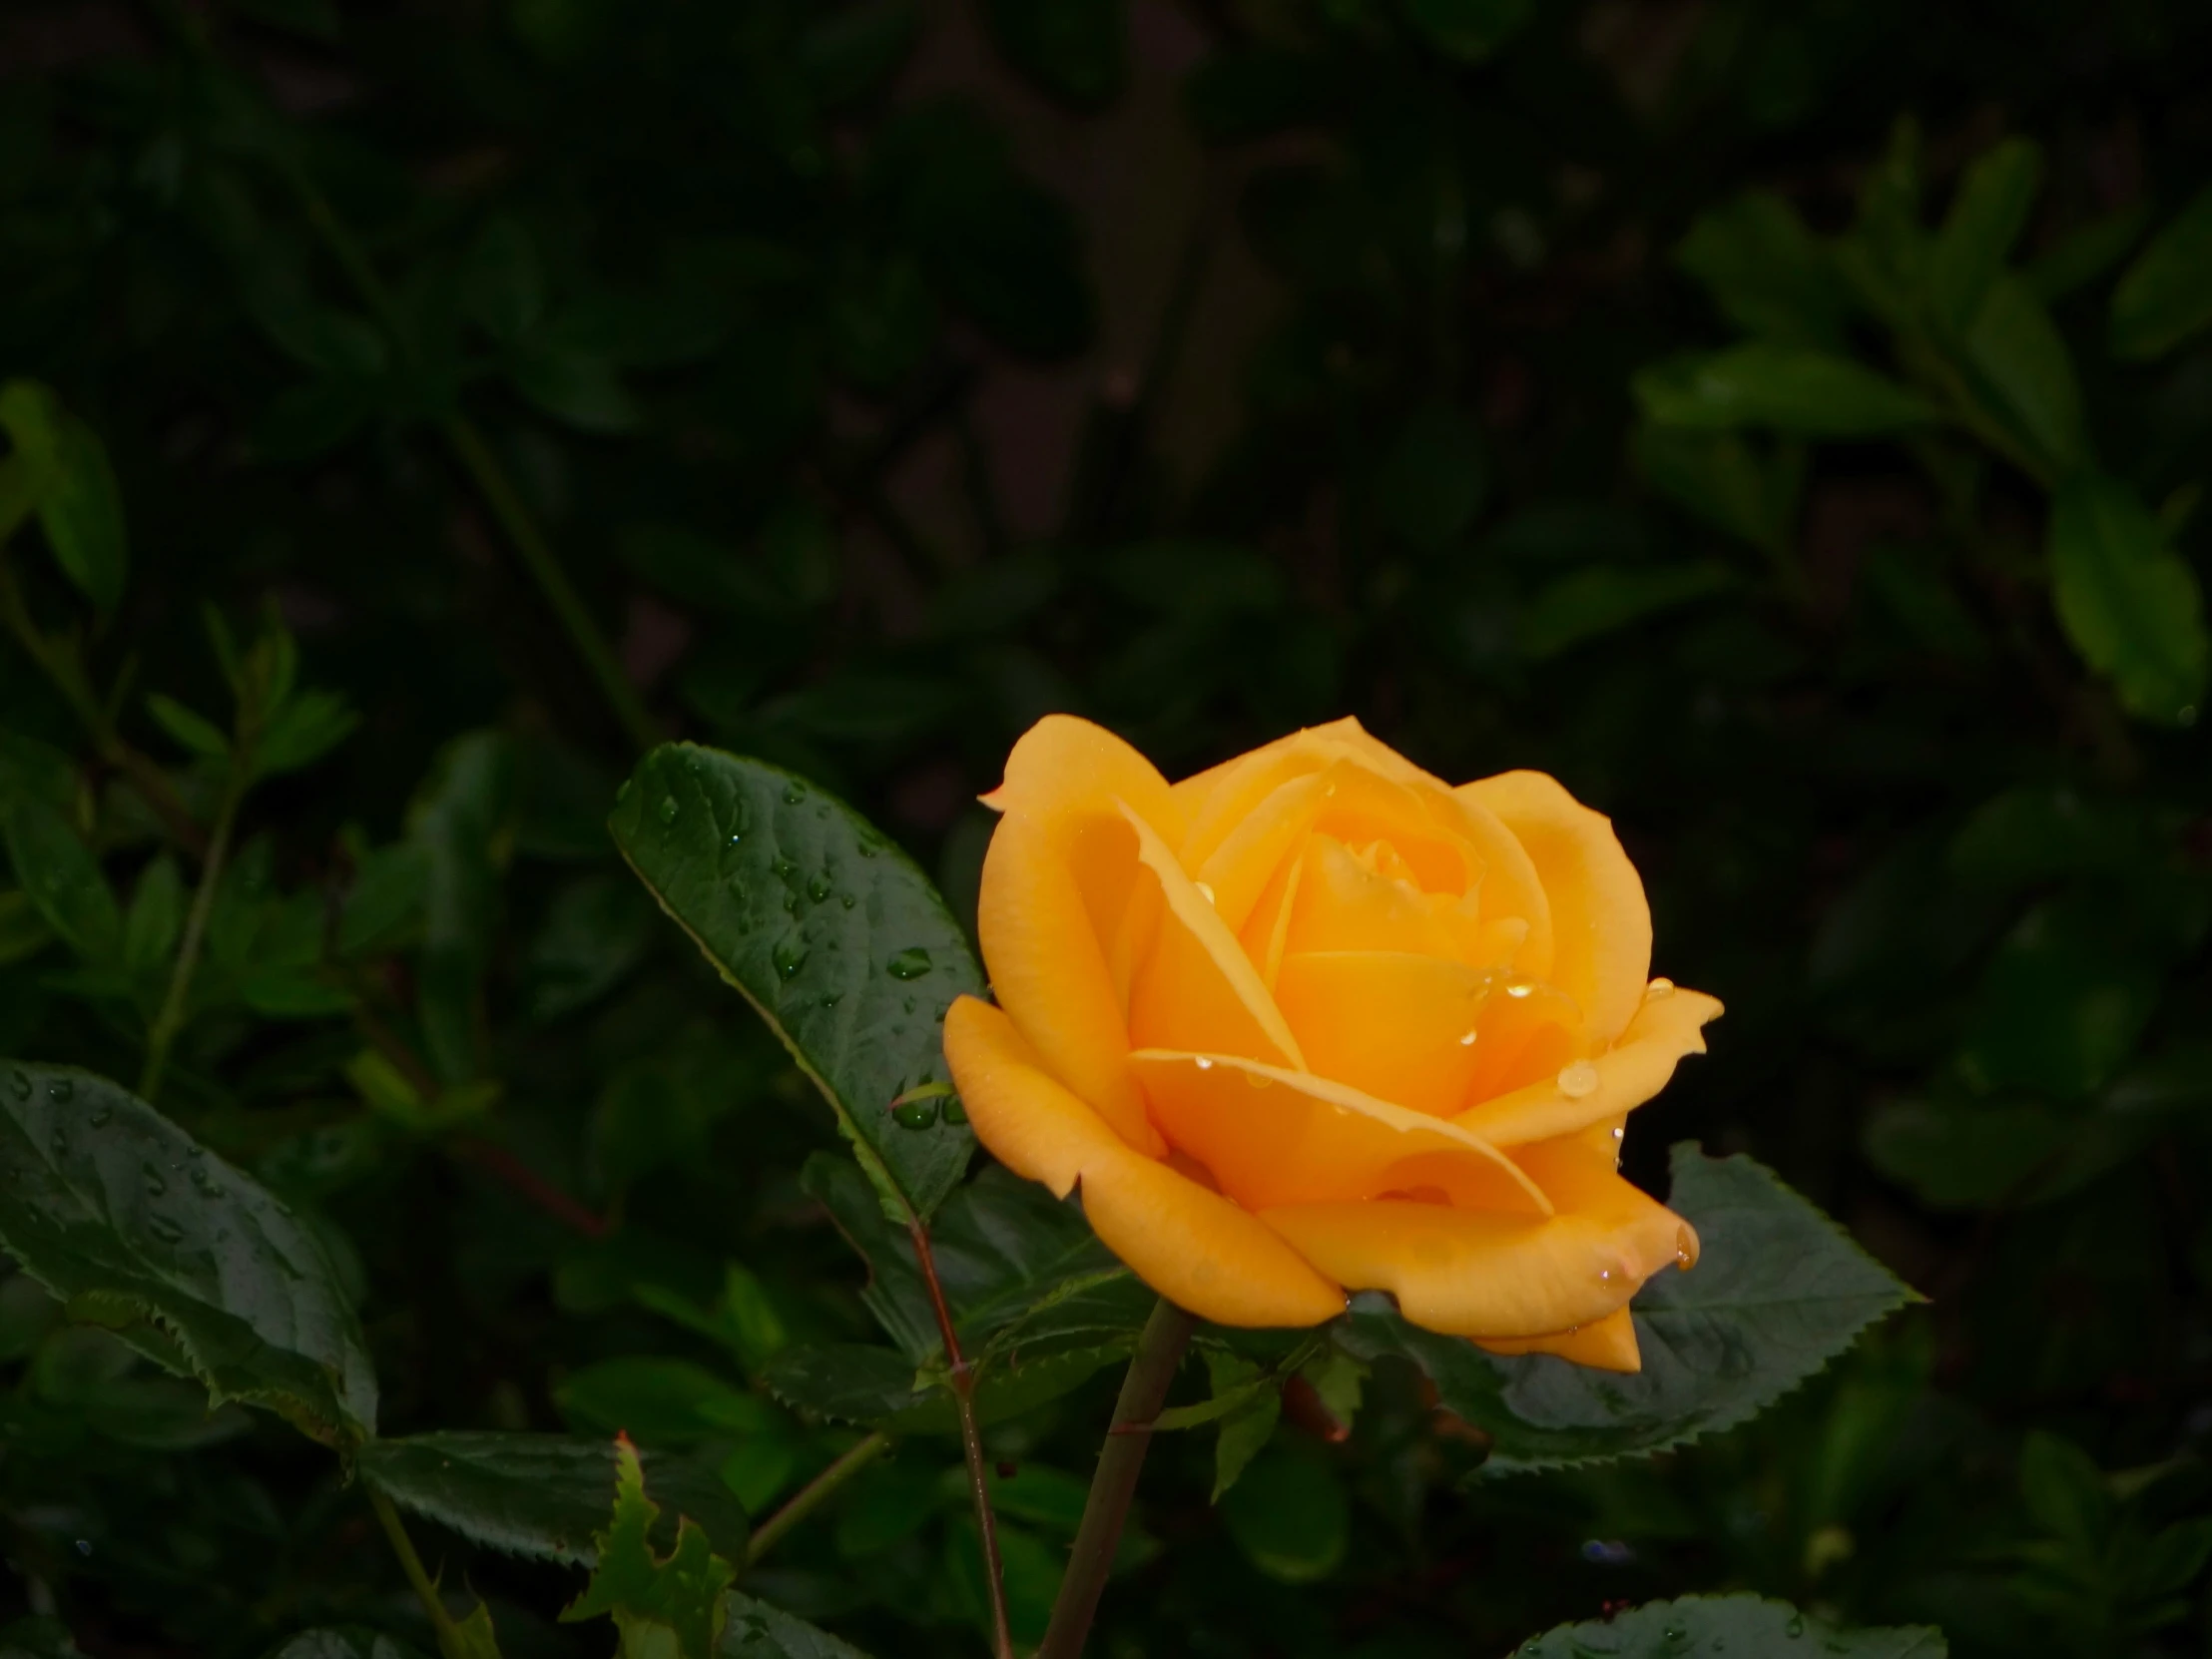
[1285,835,1463,957]
[944,998,1345,1327]
[975,809,1163,1154]
[1271,950,1494,1115]
[1459,771,1650,1049]
[1456,985,1722,1146]
[1121,804,1306,1069]
[981,714,1185,842]
[1476,1308,1642,1373]
[1128,1049,1550,1214]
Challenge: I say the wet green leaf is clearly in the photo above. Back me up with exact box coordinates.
[1635,344,1936,437]
[560,1436,735,1659]
[2111,186,2212,359]
[1514,1594,1945,1656]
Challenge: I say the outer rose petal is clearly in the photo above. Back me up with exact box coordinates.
[1456,987,1723,1146]
[977,810,1163,1155]
[1258,1196,1680,1340]
[1460,771,1651,1049]
[1476,1307,1642,1373]
[981,713,1185,841]
[1129,1049,1549,1213]
[944,998,1346,1328]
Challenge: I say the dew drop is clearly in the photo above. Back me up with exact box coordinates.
[143,1163,168,1198]
[772,854,797,877]
[1194,1057,1214,1071]
[191,1167,221,1197]
[89,1106,113,1128]
[8,1072,29,1102]
[1502,977,1535,999]
[1244,1070,1273,1089]
[1193,881,1217,906]
[886,947,932,980]
[48,1077,73,1103]
[1644,976,1675,1000]
[1457,1030,1477,1047]
[783,783,806,806]
[1556,1060,1600,1099]
[728,832,744,847]
[147,1215,184,1246]
[773,938,807,980]
[1784,1615,1805,1639]
[820,992,842,1009]
[807,872,833,903]
[943,1095,968,1126]
[891,1098,939,1131]
[840,892,856,909]
[657,796,680,826]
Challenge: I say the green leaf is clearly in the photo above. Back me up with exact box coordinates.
[1376,401,1488,552]
[1,795,120,965]
[0,380,128,611]
[981,0,1127,110]
[1958,890,2164,1098]
[338,842,430,958]
[527,873,657,1022]
[2111,186,2212,359]
[609,744,984,1222]
[723,1592,875,1657]
[0,1064,377,1445]
[0,890,54,968]
[121,855,184,982]
[1631,427,1803,558]
[1400,0,1533,62]
[1634,344,1936,437]
[260,1631,431,1659]
[1674,191,1849,347]
[1929,137,2043,336]
[0,1618,87,1659]
[1518,563,1733,661]
[800,2,919,110]
[560,1436,736,1659]
[1954,276,2085,479]
[1217,1445,1347,1583]
[509,349,640,434]
[1206,1351,1281,1501]
[360,1431,749,1566]
[555,1357,782,1444]
[1513,1594,1946,1656]
[1339,1146,1916,1473]
[2047,472,2210,725]
[257,689,359,779]
[461,219,547,345]
[2020,1430,2112,1549]
[146,695,230,760]
[2026,205,2151,306]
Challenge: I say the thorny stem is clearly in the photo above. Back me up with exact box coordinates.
[368,1484,476,1659]
[910,1219,1015,1659]
[1037,1298,1197,1659]
[138,770,244,1103]
[746,1430,893,1567]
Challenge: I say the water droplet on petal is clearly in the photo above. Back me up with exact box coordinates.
[1244,1070,1273,1088]
[887,947,932,980]
[657,797,680,826]
[1556,1060,1600,1099]
[1194,1057,1215,1071]
[1457,1030,1477,1047]
[1645,976,1675,1000]
[1502,977,1535,999]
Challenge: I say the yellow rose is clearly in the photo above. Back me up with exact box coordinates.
[942,716,1721,1373]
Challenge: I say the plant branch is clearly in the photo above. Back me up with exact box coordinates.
[139,769,244,1103]
[368,1484,478,1659]
[1037,1297,1197,1659]
[910,1219,1015,1659]
[745,1430,893,1567]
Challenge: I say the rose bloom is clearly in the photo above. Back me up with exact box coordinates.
[942,717,1721,1373]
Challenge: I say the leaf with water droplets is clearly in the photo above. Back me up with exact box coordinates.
[1337,1146,1917,1474]
[1511,1594,1945,1656]
[0,1062,376,1446]
[610,745,984,1222]
[358,1431,749,1567]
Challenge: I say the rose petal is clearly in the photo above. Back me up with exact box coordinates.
[1271,950,1495,1115]
[1460,771,1651,1049]
[981,713,1185,841]
[1259,1171,1692,1339]
[1286,835,1464,957]
[1455,986,1722,1146]
[1121,803,1307,1070]
[1130,1048,1551,1214]
[945,998,1346,1328]
[1476,1307,1642,1373]
[977,809,1163,1154]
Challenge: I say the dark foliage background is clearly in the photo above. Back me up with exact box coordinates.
[2,0,2210,1654]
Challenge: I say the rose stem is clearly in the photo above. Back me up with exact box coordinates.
[1036,1297,1198,1659]
[909,1219,1015,1659]
[745,1429,893,1566]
